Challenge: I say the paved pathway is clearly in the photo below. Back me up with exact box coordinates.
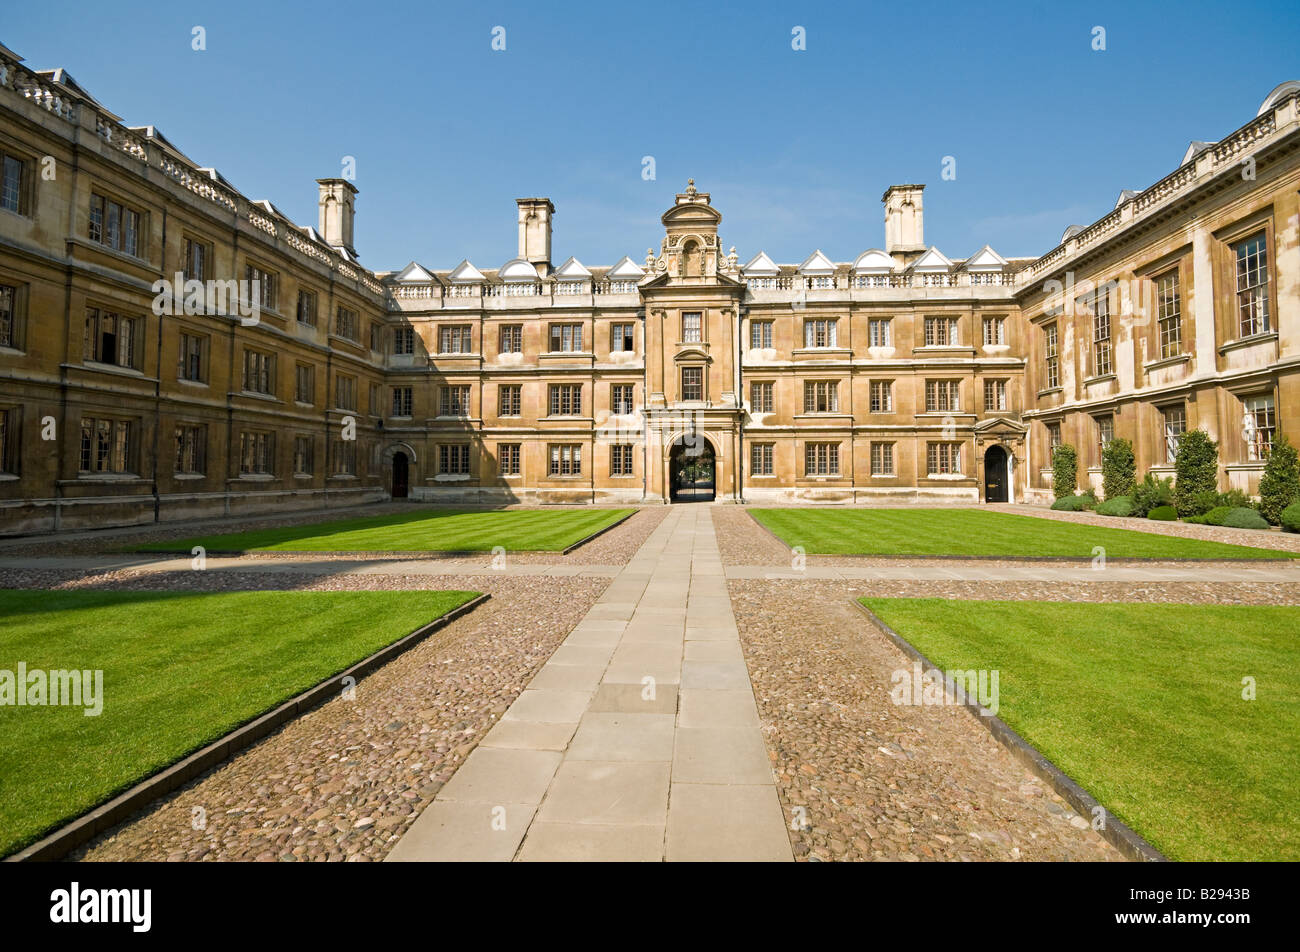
[386,505,792,861]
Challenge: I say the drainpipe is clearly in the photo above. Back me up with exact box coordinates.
[736,302,746,504]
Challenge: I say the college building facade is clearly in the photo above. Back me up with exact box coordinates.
[1,40,1298,533]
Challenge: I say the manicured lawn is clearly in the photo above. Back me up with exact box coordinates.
[134,507,635,553]
[752,508,1294,559]
[860,598,1300,861]
[0,588,479,857]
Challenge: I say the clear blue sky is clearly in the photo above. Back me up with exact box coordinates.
[6,1,1299,271]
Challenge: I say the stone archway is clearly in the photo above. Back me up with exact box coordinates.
[669,435,716,502]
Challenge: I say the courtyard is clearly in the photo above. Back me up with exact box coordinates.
[1,502,1296,863]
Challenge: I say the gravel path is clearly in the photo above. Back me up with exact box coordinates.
[67,572,607,862]
[729,578,1123,862]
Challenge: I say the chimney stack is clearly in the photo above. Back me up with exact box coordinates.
[317,179,358,258]
[516,197,554,276]
[882,184,925,263]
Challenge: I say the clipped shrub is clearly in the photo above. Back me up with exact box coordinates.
[1221,507,1269,530]
[1096,495,1134,517]
[1132,473,1175,518]
[1187,506,1233,526]
[1281,501,1300,533]
[1051,444,1078,500]
[1259,436,1300,525]
[1101,437,1136,501]
[1147,505,1178,521]
[1216,488,1255,510]
[1051,494,1089,512]
[1173,429,1220,517]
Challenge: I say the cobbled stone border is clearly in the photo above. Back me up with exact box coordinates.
[851,600,1167,863]
[744,509,1295,563]
[6,592,491,863]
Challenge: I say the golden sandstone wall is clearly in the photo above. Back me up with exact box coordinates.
[1,43,1298,533]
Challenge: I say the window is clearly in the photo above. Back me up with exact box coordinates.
[499,384,522,416]
[982,316,1005,346]
[1244,394,1276,461]
[0,284,15,348]
[332,439,356,476]
[440,385,471,416]
[239,431,274,475]
[174,424,206,475]
[548,444,581,476]
[0,408,14,474]
[438,444,470,475]
[612,384,634,415]
[244,264,277,311]
[296,290,317,326]
[1155,270,1182,358]
[803,319,837,348]
[925,379,960,413]
[868,319,891,347]
[178,331,206,382]
[88,192,141,256]
[681,367,703,401]
[1096,416,1114,463]
[335,375,356,411]
[369,383,380,414]
[394,326,415,355]
[548,384,582,416]
[295,363,314,404]
[1,152,27,214]
[335,306,359,341]
[549,323,583,352]
[369,323,383,352]
[984,379,1007,412]
[1235,233,1270,338]
[498,443,521,476]
[182,237,208,282]
[440,325,473,353]
[750,320,773,349]
[805,442,840,476]
[869,380,893,413]
[242,350,274,394]
[293,435,314,475]
[871,442,894,476]
[927,442,961,475]
[750,381,773,413]
[1092,289,1112,377]
[1043,323,1060,389]
[803,380,839,413]
[611,444,634,476]
[611,323,636,352]
[79,417,133,474]
[391,386,413,417]
[84,307,137,368]
[1162,405,1186,463]
[750,443,774,476]
[1047,422,1061,453]
[682,312,702,343]
[500,325,522,353]
[924,316,959,347]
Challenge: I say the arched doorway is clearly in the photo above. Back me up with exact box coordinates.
[391,451,409,499]
[983,445,1008,503]
[669,435,715,502]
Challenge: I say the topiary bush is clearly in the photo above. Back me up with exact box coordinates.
[1096,495,1134,517]
[1051,494,1090,511]
[1101,437,1136,501]
[1051,444,1078,500]
[1173,429,1220,517]
[1187,506,1233,526]
[1220,507,1269,530]
[1281,501,1300,533]
[1259,436,1300,525]
[1148,505,1178,521]
[1132,473,1174,518]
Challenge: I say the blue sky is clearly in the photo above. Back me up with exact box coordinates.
[6,1,1299,271]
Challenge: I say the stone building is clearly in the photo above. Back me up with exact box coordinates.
[1,40,1297,532]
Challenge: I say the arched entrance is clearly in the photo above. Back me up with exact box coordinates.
[669,435,715,502]
[983,445,1008,503]
[391,451,409,499]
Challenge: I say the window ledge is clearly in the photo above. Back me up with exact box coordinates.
[236,391,281,403]
[1224,461,1267,471]
[434,474,472,482]
[1143,353,1191,373]
[237,474,276,481]
[1036,387,1063,398]
[81,361,147,379]
[1218,332,1278,355]
[0,345,26,357]
[173,473,206,481]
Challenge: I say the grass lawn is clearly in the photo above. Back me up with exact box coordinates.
[133,507,635,553]
[860,598,1300,861]
[752,508,1295,559]
[0,588,479,857]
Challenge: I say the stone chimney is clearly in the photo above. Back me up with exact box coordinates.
[317,179,358,257]
[882,184,925,263]
[516,198,554,276]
